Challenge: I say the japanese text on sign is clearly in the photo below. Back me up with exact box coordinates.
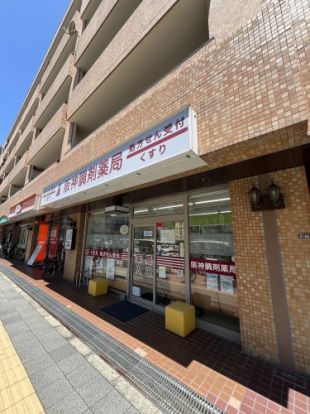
[190,258,236,278]
[42,108,196,206]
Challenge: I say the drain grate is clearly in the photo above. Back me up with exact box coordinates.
[0,266,223,414]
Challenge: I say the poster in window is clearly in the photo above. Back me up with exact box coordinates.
[206,273,218,291]
[158,266,167,279]
[160,229,175,244]
[106,258,115,280]
[220,275,234,294]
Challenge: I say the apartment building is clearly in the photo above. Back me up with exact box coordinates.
[0,0,309,376]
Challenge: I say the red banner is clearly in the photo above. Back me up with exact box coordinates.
[190,258,236,278]
[48,225,59,259]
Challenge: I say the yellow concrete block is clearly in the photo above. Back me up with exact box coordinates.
[88,278,108,296]
[165,301,196,337]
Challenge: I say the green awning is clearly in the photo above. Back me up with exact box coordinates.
[0,216,9,225]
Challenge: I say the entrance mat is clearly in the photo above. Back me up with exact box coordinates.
[101,300,148,322]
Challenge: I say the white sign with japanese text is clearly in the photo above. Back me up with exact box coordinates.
[41,108,204,207]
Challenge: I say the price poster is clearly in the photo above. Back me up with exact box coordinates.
[220,275,234,294]
[106,258,115,280]
[206,273,218,291]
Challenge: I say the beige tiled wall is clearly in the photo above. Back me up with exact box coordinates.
[230,166,310,374]
[273,166,310,373]
[229,177,278,362]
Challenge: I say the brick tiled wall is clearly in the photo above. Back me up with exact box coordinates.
[230,166,310,373]
[273,166,310,373]
[229,177,278,362]
[209,0,262,42]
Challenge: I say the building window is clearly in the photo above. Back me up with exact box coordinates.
[189,187,239,331]
[83,210,129,293]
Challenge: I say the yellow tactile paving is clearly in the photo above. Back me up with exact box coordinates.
[0,321,44,413]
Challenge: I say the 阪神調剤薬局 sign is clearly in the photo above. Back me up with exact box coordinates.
[41,108,205,207]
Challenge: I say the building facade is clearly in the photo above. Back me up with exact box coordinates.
[0,0,309,375]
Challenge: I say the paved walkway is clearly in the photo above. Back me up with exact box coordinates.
[0,274,161,414]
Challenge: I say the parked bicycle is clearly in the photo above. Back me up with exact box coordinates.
[12,246,25,261]
[43,256,62,280]
[0,242,14,260]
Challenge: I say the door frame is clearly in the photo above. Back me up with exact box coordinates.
[128,211,189,309]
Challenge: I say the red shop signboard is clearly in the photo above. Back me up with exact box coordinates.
[190,258,236,278]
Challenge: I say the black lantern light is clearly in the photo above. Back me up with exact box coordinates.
[267,180,281,206]
[248,184,261,208]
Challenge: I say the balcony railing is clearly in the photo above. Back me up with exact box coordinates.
[34,54,74,129]
[9,152,28,184]
[0,174,11,195]
[68,0,177,119]
[75,0,118,65]
[40,11,79,93]
[28,104,67,163]
[15,116,35,155]
[19,84,40,131]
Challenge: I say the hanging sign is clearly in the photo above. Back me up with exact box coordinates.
[41,108,204,206]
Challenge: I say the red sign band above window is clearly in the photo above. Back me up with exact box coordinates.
[85,248,128,261]
[190,258,236,278]
[9,194,38,218]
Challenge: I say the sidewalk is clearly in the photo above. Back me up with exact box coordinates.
[0,260,309,414]
[0,272,160,414]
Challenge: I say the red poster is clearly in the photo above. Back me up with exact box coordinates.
[48,225,59,259]
[35,223,49,263]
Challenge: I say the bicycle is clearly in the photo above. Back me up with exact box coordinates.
[12,246,25,261]
[43,257,61,280]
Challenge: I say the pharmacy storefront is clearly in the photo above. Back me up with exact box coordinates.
[82,185,238,340]
[41,108,239,340]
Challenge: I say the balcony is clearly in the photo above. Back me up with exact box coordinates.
[34,54,74,130]
[7,131,20,155]
[19,85,40,132]
[28,104,67,166]
[40,11,80,94]
[9,152,28,188]
[80,0,101,21]
[76,0,141,72]
[15,116,35,158]
[0,174,11,199]
[68,0,208,143]
[3,150,16,176]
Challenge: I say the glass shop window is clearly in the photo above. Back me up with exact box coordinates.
[83,210,129,293]
[189,188,239,331]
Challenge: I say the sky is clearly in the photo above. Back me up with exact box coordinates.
[0,0,71,146]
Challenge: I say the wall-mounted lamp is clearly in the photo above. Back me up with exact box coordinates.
[249,180,285,211]
[248,184,261,209]
[267,181,281,207]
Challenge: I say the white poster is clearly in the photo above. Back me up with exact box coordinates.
[27,245,42,266]
[220,275,234,294]
[64,228,73,250]
[206,273,218,291]
[84,256,93,279]
[158,266,167,279]
[106,258,115,280]
[160,229,175,244]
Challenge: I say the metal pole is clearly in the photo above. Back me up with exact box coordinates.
[78,203,88,287]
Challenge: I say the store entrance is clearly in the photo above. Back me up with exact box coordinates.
[130,216,186,308]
